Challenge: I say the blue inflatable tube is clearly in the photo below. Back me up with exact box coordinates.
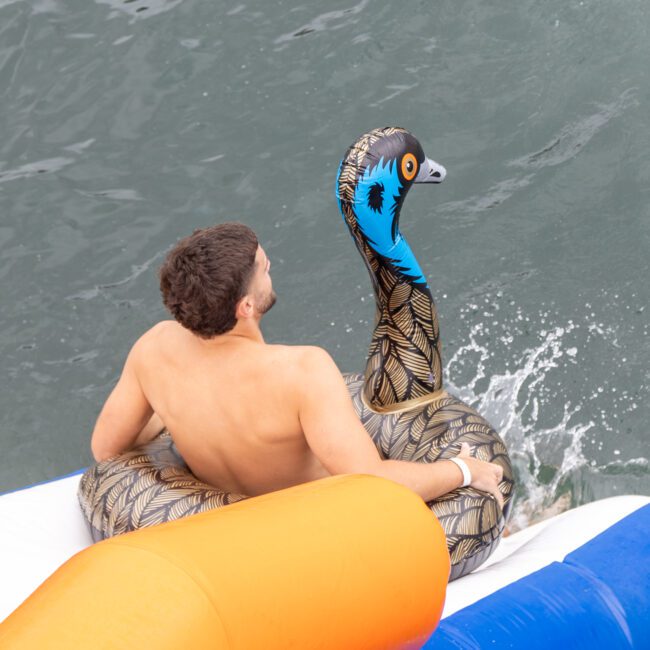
[425,504,650,649]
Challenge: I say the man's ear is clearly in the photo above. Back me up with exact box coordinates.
[235,294,254,320]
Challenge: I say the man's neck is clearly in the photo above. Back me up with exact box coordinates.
[196,319,265,347]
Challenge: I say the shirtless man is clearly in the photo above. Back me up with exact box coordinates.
[91,222,504,507]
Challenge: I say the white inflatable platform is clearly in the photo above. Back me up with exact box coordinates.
[1,471,648,648]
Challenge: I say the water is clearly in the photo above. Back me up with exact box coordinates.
[1,0,648,528]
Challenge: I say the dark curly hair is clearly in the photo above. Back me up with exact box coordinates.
[159,222,259,338]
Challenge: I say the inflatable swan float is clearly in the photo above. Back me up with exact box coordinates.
[78,127,514,579]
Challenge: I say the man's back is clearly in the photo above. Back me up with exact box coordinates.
[91,224,504,508]
[135,320,330,495]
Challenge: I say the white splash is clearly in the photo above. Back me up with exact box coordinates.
[445,320,594,531]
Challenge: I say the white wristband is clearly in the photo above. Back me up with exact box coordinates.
[449,457,472,487]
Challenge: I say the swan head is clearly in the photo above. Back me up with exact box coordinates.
[336,127,446,269]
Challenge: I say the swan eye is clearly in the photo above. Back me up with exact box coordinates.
[401,153,417,181]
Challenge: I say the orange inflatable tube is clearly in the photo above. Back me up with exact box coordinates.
[0,475,449,649]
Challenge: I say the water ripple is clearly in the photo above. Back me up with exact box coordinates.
[95,0,186,20]
[510,88,638,169]
[274,0,370,47]
[65,249,165,301]
[0,157,74,183]
[368,83,418,108]
[438,174,535,221]
[75,188,143,201]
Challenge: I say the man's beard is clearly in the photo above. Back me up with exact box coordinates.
[256,289,277,316]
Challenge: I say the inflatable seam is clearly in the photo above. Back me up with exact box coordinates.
[563,559,634,647]
[108,541,233,648]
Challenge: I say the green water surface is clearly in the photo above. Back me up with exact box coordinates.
[1,0,648,525]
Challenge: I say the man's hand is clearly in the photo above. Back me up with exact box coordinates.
[456,442,504,509]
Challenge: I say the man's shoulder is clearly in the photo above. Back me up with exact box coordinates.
[130,320,178,357]
[139,319,178,340]
[267,345,338,382]
[262,345,338,408]
[268,344,332,364]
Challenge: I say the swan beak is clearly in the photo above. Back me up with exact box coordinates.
[414,158,446,184]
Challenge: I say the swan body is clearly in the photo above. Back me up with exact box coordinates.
[337,127,514,578]
[78,127,514,580]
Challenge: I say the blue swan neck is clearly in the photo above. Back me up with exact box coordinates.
[383,230,428,290]
[335,129,444,406]
[336,159,429,290]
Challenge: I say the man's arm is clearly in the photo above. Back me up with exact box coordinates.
[298,347,504,506]
[91,338,160,462]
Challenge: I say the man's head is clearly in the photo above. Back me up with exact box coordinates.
[159,222,276,338]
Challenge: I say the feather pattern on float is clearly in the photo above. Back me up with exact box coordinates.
[78,126,514,580]
[336,127,514,579]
